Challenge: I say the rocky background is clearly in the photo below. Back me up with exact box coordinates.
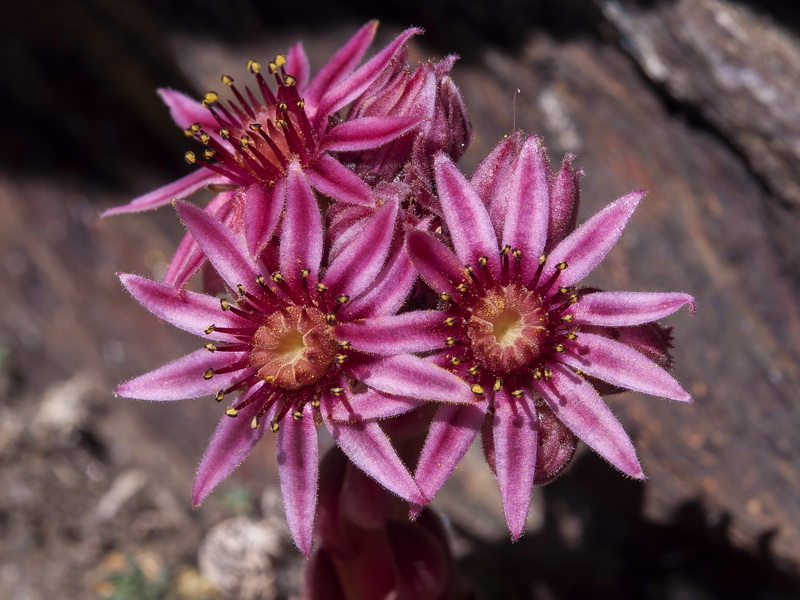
[1,0,799,598]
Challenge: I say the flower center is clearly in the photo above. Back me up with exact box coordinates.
[466,284,548,373]
[250,305,337,390]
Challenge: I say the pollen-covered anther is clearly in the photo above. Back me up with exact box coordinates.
[271,271,285,283]
[278,101,288,112]
[455,283,469,293]
[250,416,260,429]
[450,357,462,366]
[202,91,219,107]
[221,74,234,85]
[205,324,216,334]
[205,343,217,352]
[334,354,348,364]
[225,408,238,417]
[336,294,350,304]
[292,411,304,420]
[539,254,547,265]
[247,59,260,74]
[439,292,452,302]
[569,295,578,304]
[543,367,554,380]
[566,332,578,340]
[493,377,502,391]
[275,54,286,67]
[203,148,216,160]
[297,99,306,110]
[512,248,522,260]
[561,314,575,322]
[215,390,225,402]
[325,313,337,325]
[501,245,511,256]
[338,340,351,349]
[256,274,266,287]
[445,337,457,346]
[283,75,297,86]
[311,397,320,408]
[268,62,278,74]
[220,298,231,311]
[236,284,247,296]
[269,421,280,433]
[184,151,197,164]
[300,268,311,279]
[443,317,457,327]
[199,132,211,145]
[532,369,543,380]
[478,256,489,268]
[316,283,328,293]
[203,368,215,380]
[467,365,480,376]
[330,387,345,396]
[511,389,524,398]
[554,344,565,353]
[249,123,262,132]
[190,123,202,133]
[219,128,230,140]
[471,384,485,395]
[556,261,569,271]
[240,135,252,148]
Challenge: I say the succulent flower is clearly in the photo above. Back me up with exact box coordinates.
[406,139,696,540]
[104,22,425,286]
[114,162,475,555]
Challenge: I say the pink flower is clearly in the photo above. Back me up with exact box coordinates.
[114,162,475,555]
[406,138,696,540]
[104,22,425,286]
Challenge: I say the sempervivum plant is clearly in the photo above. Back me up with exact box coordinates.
[115,162,476,555]
[406,137,696,539]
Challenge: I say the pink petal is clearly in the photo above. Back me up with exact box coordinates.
[434,153,500,276]
[406,229,467,296]
[119,273,250,342]
[572,291,697,326]
[307,154,374,206]
[115,349,251,401]
[323,116,421,152]
[175,201,262,294]
[277,402,319,556]
[470,132,523,231]
[286,42,311,91]
[559,332,692,402]
[546,154,581,253]
[322,197,398,299]
[342,239,418,320]
[305,21,378,108]
[415,401,488,501]
[163,190,238,287]
[334,311,448,355]
[533,364,645,478]
[102,169,226,217]
[329,387,425,422]
[344,354,474,404]
[245,180,285,259]
[324,416,425,504]
[317,28,422,119]
[502,137,549,283]
[492,388,538,540]
[157,88,217,130]
[281,161,323,294]
[192,383,269,505]
[542,190,645,288]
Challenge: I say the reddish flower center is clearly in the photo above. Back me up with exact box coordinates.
[250,305,338,390]
[466,284,548,373]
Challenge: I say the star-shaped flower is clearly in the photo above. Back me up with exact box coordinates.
[114,161,474,554]
[406,139,696,539]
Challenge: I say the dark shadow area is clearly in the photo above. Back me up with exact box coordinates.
[0,0,606,188]
[457,452,800,599]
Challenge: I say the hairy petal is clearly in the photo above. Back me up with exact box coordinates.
[157,88,217,130]
[324,416,425,504]
[543,190,645,288]
[406,229,468,296]
[119,274,249,342]
[102,169,225,216]
[324,116,421,151]
[533,364,644,479]
[245,180,285,259]
[322,198,398,298]
[329,387,425,422]
[547,154,581,253]
[470,131,523,230]
[344,354,474,404]
[192,384,269,505]
[115,349,251,401]
[286,42,311,91]
[305,21,378,108]
[572,291,697,326]
[343,239,418,320]
[493,388,538,540]
[307,154,374,206]
[334,311,447,355]
[415,401,488,500]
[175,201,261,294]
[559,332,692,402]
[277,402,319,556]
[434,153,500,276]
[281,161,323,293]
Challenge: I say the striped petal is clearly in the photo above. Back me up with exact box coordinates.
[102,169,226,216]
[572,291,697,326]
[115,349,251,401]
[324,116,421,152]
[406,228,467,296]
[157,88,217,130]
[281,161,322,293]
[533,364,644,478]
[245,179,285,259]
[329,387,425,422]
[307,154,374,206]
[559,332,692,402]
[334,311,448,355]
[286,42,311,91]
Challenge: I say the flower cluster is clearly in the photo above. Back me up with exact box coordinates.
[109,23,695,556]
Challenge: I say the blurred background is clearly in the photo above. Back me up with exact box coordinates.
[1,0,799,598]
